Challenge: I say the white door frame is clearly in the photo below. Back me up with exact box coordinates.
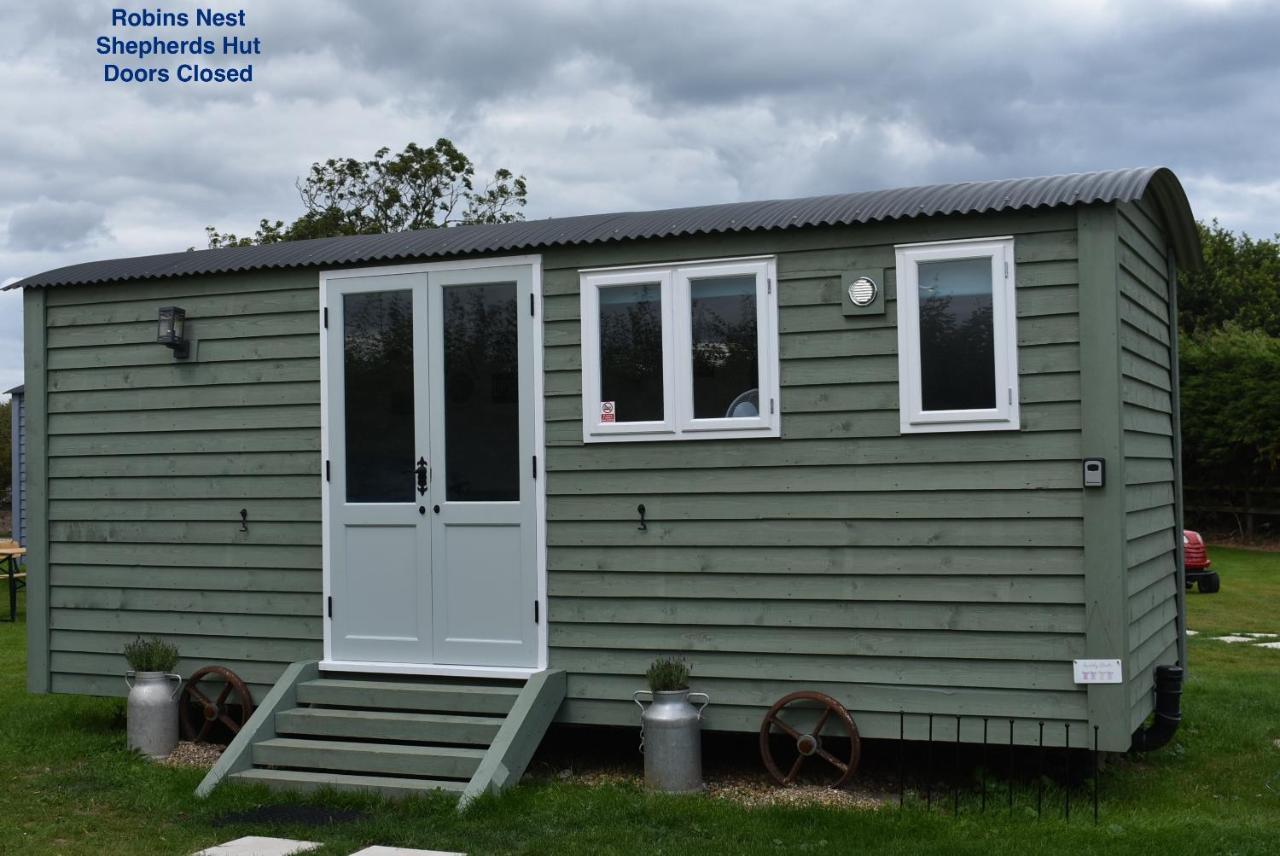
[318,255,547,679]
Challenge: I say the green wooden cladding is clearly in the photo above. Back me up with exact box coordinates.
[32,271,323,704]
[24,197,1184,753]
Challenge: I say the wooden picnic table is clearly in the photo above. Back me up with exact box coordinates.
[0,543,26,622]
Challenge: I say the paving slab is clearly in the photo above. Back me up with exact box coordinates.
[348,848,465,856]
[194,837,321,856]
[1214,635,1256,643]
[1256,641,1280,650]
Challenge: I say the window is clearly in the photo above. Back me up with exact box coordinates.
[580,257,779,442]
[895,237,1019,433]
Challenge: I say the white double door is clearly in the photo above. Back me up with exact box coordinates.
[323,263,539,669]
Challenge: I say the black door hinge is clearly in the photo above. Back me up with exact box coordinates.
[327,596,333,618]
[532,455,538,479]
[323,307,328,328]
[325,460,330,482]
[534,600,540,624]
[530,293,535,317]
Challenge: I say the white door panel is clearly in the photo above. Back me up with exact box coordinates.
[428,266,538,667]
[325,264,537,669]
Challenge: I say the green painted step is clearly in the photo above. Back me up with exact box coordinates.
[253,737,486,779]
[228,767,467,798]
[296,678,521,714]
[276,707,504,745]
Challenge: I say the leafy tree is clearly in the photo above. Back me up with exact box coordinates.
[207,139,527,247]
[1178,220,1280,336]
[1180,326,1280,488]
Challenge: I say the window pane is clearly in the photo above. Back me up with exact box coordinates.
[443,283,519,501]
[690,275,759,419]
[599,283,664,422]
[344,291,414,502]
[917,257,996,411]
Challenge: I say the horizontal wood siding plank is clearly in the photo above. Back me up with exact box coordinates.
[551,648,1079,691]
[50,607,321,639]
[48,428,320,456]
[49,520,319,546]
[50,587,319,616]
[548,545,1083,575]
[48,404,319,434]
[48,382,319,413]
[547,432,1081,471]
[550,572,1083,603]
[48,359,319,393]
[51,565,320,592]
[46,287,318,327]
[51,629,319,662]
[547,490,1080,520]
[547,518,1082,548]
[549,623,1083,660]
[49,475,319,500]
[50,541,319,569]
[50,498,320,523]
[549,597,1084,634]
[48,312,318,348]
[49,452,319,479]
[1126,505,1177,541]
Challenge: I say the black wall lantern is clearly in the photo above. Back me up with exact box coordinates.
[157,306,190,359]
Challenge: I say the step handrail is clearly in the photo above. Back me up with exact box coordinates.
[459,669,566,810]
[195,659,319,797]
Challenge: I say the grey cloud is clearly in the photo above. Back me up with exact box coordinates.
[6,198,109,252]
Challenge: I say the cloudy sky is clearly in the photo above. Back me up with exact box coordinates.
[1,0,1278,395]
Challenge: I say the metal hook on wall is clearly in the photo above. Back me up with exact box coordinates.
[239,508,249,533]
[637,503,647,531]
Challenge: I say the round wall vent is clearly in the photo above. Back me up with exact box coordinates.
[847,276,878,307]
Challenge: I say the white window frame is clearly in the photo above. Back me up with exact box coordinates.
[580,256,780,443]
[895,237,1020,434]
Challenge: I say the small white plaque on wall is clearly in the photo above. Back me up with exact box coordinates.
[1073,659,1123,684]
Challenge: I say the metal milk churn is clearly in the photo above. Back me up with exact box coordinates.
[125,671,183,759]
[634,688,710,792]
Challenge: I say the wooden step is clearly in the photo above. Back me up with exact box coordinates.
[253,737,486,779]
[275,707,503,745]
[229,767,466,798]
[297,678,521,714]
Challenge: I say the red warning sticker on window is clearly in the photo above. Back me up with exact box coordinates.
[600,401,616,423]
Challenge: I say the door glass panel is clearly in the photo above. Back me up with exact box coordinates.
[690,275,759,419]
[344,290,415,503]
[443,283,519,501]
[599,283,664,422]
[917,257,996,411]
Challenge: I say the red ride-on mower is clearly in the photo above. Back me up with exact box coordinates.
[1184,529,1220,593]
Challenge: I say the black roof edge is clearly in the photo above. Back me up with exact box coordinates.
[5,166,1203,290]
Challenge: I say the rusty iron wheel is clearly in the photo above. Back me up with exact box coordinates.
[759,691,861,788]
[180,666,254,743]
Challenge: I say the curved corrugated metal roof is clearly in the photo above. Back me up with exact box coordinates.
[5,166,1201,290]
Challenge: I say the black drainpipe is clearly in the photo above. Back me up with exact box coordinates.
[1130,665,1184,752]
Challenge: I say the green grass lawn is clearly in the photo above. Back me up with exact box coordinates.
[1,550,1278,855]
[1185,546,1280,635]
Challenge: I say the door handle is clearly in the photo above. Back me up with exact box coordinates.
[416,457,429,495]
